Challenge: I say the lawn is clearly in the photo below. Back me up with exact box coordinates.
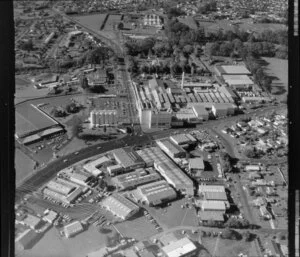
[115,216,158,240]
[202,237,252,257]
[16,226,114,257]
[262,57,288,100]
[15,149,35,185]
[104,14,122,30]
[75,14,108,31]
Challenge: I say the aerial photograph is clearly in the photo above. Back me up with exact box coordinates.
[14,0,288,256]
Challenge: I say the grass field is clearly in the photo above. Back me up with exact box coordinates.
[200,19,287,33]
[75,14,108,31]
[202,237,251,257]
[15,226,113,257]
[15,149,35,184]
[104,14,122,30]
[262,57,288,100]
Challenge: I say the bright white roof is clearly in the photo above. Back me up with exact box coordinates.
[221,65,251,74]
[162,237,197,257]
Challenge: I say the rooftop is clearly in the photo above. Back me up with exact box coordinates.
[112,148,144,169]
[189,158,204,170]
[102,193,139,219]
[216,65,251,75]
[198,211,224,221]
[161,237,197,257]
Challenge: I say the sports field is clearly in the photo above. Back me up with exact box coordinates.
[75,14,108,31]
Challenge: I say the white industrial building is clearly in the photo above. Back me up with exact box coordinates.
[222,74,254,90]
[214,65,251,77]
[161,237,197,257]
[212,103,236,118]
[107,164,124,176]
[135,180,177,206]
[102,193,140,220]
[136,147,194,196]
[15,229,39,251]
[156,139,186,159]
[191,105,209,120]
[89,109,118,127]
[140,109,172,129]
[170,134,197,146]
[64,221,84,238]
[83,156,111,176]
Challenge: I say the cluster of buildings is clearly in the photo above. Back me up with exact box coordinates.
[197,184,228,224]
[89,109,118,127]
[41,170,92,204]
[15,104,65,145]
[136,76,238,130]
[223,112,287,155]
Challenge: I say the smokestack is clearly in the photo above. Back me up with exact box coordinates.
[181,71,185,89]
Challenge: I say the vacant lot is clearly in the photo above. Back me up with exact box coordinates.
[262,57,288,100]
[104,14,122,31]
[15,149,35,184]
[16,226,114,257]
[115,215,158,240]
[202,237,251,257]
[75,14,108,31]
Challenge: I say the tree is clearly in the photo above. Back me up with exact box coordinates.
[205,42,220,57]
[80,76,89,89]
[221,228,235,239]
[244,231,256,242]
[262,77,272,93]
[51,107,67,117]
[117,22,124,30]
[20,39,34,51]
[66,102,80,113]
[167,7,186,18]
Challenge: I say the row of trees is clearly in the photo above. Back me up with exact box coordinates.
[205,39,287,60]
[51,102,82,118]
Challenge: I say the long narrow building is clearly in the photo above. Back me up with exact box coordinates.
[136,147,194,196]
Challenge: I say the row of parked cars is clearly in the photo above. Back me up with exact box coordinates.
[144,210,162,232]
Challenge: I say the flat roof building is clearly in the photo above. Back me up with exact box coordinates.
[112,168,161,191]
[156,139,186,159]
[200,200,226,212]
[102,193,140,220]
[198,185,225,193]
[15,229,39,251]
[64,221,84,238]
[202,191,228,201]
[189,158,205,171]
[68,172,90,186]
[43,210,58,224]
[161,237,197,257]
[22,214,42,230]
[46,180,75,196]
[214,65,251,76]
[107,164,124,176]
[136,180,177,206]
[170,134,196,146]
[83,156,111,176]
[136,147,194,196]
[112,148,145,171]
[191,105,209,121]
[198,211,224,222]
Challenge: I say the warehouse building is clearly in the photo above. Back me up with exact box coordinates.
[161,237,197,257]
[83,156,111,176]
[112,168,161,191]
[200,200,226,212]
[170,134,197,146]
[21,214,42,230]
[189,158,205,178]
[214,65,251,77]
[68,172,91,186]
[136,147,194,196]
[156,139,186,159]
[191,105,209,121]
[212,103,236,118]
[107,164,124,176]
[198,211,224,223]
[198,185,225,193]
[102,193,140,220]
[43,210,58,224]
[135,180,177,206]
[15,104,65,145]
[46,180,75,196]
[222,74,254,90]
[112,148,145,171]
[15,229,39,251]
[64,221,84,238]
